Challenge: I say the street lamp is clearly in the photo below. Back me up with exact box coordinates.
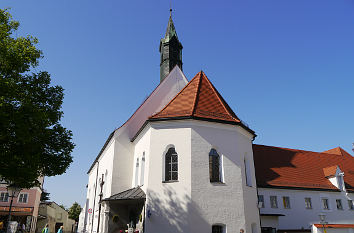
[7,185,22,222]
[318,213,328,233]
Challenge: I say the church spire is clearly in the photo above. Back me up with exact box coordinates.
[159,9,183,83]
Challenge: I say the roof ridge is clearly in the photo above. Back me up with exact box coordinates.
[201,72,240,122]
[191,72,203,116]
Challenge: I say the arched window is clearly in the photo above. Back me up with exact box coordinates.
[134,158,139,187]
[140,152,145,186]
[209,149,221,182]
[165,147,178,181]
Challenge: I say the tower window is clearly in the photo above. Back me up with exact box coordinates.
[165,147,178,181]
[209,149,221,182]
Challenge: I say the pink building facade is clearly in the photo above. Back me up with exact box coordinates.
[0,179,43,233]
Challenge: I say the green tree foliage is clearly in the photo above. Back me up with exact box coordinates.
[68,202,82,222]
[0,9,74,189]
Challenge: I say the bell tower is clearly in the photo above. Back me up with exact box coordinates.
[159,9,183,83]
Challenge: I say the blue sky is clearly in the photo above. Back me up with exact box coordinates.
[1,0,354,207]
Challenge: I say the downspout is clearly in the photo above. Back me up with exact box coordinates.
[91,161,99,233]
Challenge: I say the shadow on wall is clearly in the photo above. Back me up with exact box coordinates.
[146,186,210,233]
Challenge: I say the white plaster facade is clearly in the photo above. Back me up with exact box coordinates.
[258,188,354,231]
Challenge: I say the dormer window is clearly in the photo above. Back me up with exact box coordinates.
[323,165,345,191]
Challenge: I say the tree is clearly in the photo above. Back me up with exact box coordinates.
[59,204,67,211]
[40,190,50,201]
[68,202,82,222]
[0,9,74,189]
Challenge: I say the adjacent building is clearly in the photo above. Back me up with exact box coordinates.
[36,202,76,233]
[0,178,43,233]
[254,145,354,233]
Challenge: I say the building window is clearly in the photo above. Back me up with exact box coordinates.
[140,152,145,186]
[305,198,312,209]
[322,198,330,210]
[258,195,264,208]
[336,199,343,210]
[134,158,139,187]
[270,196,278,208]
[244,156,252,187]
[348,200,354,210]
[283,196,291,209]
[212,225,224,233]
[209,149,221,182]
[0,193,9,202]
[165,147,178,181]
[18,193,28,203]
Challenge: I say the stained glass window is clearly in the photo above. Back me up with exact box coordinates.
[209,149,221,182]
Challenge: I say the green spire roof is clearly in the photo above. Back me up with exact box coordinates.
[162,15,178,42]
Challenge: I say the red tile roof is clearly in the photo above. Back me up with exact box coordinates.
[323,147,351,156]
[150,71,254,135]
[314,224,354,229]
[253,145,354,192]
[322,165,338,178]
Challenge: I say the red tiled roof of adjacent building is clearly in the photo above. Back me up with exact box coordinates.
[149,71,255,135]
[253,144,354,192]
[322,165,338,178]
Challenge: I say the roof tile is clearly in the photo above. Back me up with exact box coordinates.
[253,144,354,192]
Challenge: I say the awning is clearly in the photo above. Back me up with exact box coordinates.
[102,187,146,202]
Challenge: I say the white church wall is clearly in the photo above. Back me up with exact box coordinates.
[85,139,115,233]
[259,188,354,231]
[189,121,260,233]
[132,125,152,191]
[144,122,192,233]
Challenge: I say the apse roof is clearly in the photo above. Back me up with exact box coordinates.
[253,144,354,192]
[149,71,254,135]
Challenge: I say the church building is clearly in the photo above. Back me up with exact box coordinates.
[78,11,354,233]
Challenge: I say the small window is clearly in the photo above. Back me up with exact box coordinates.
[0,193,9,202]
[282,196,291,209]
[305,198,312,209]
[244,156,252,187]
[209,149,221,182]
[18,193,28,203]
[258,195,264,208]
[140,152,145,186]
[270,196,278,208]
[134,158,139,187]
[165,147,178,181]
[336,199,343,210]
[348,200,354,210]
[322,198,329,210]
[212,225,224,233]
